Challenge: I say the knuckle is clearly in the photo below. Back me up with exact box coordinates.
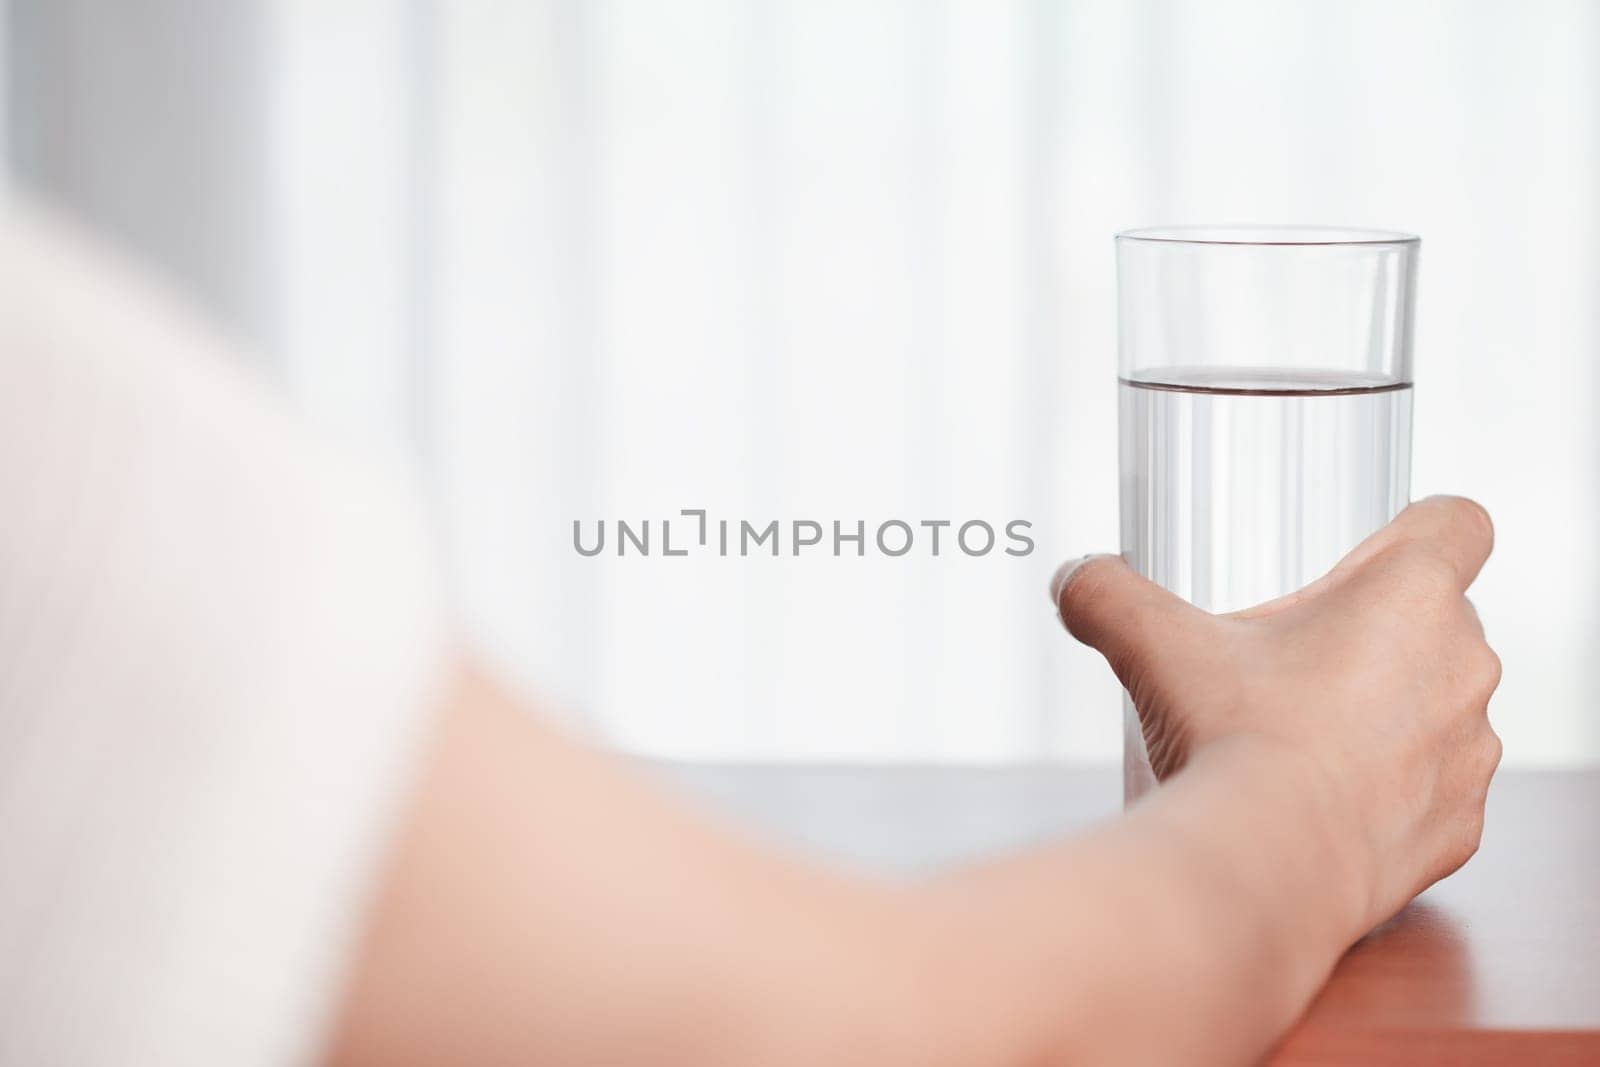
[1462,809,1487,859]
[1472,645,1504,698]
[1439,824,1480,878]
[1442,803,1488,873]
[1482,726,1504,775]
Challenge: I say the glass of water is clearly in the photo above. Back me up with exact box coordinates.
[1116,226,1419,803]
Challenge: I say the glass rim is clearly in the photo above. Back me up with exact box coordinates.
[1116,225,1420,247]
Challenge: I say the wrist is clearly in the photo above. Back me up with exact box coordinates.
[1185,733,1377,946]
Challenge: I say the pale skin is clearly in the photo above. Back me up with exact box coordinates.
[328,495,1502,1067]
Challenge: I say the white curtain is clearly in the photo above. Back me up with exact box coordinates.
[9,0,1598,764]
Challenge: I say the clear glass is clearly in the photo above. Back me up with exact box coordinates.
[1116,226,1419,803]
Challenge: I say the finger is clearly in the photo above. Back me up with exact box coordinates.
[1050,555,1200,686]
[1381,495,1495,590]
[1231,495,1493,621]
[1228,520,1400,620]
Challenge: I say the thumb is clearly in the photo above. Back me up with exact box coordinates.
[1050,555,1199,688]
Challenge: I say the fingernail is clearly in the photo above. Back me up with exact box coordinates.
[1049,554,1114,605]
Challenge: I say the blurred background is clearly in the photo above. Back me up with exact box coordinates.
[5,0,1595,765]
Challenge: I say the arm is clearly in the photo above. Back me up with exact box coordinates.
[327,664,937,1066]
[329,497,1501,1066]
[326,688,1367,1067]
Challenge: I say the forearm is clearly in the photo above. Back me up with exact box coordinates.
[328,663,938,1066]
[332,668,1369,1067]
[914,738,1368,1065]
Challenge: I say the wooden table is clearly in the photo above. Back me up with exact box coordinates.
[666,765,1600,1064]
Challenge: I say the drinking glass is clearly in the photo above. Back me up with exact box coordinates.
[1116,226,1419,803]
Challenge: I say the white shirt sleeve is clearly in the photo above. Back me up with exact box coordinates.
[0,196,448,1065]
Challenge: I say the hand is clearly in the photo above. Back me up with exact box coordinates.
[1052,496,1503,933]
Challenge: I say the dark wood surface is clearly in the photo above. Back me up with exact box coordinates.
[665,765,1600,1064]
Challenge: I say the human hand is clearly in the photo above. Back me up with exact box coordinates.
[1052,496,1502,933]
